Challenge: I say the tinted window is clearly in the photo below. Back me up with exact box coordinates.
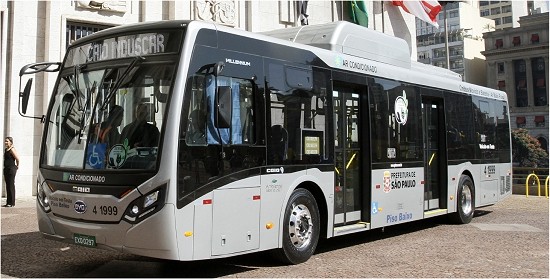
[178,71,263,202]
[495,100,511,163]
[474,97,498,160]
[266,62,330,165]
[184,75,255,146]
[369,78,422,164]
[446,93,475,161]
[470,96,511,163]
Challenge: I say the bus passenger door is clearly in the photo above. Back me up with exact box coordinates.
[422,97,447,211]
[333,83,364,225]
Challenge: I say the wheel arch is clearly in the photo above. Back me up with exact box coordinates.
[295,181,328,240]
[448,171,476,224]
[460,170,476,206]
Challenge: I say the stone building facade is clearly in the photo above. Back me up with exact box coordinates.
[482,12,549,152]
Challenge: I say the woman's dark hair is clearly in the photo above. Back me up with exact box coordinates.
[5,136,13,144]
[106,105,124,122]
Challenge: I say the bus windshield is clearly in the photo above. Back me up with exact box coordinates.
[42,59,175,170]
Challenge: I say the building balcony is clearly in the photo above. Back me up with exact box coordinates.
[432,56,447,61]
[450,66,464,72]
[418,58,431,64]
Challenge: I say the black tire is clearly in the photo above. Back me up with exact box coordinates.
[449,175,475,224]
[273,188,320,265]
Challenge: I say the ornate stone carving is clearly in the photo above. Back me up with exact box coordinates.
[75,0,127,13]
[195,0,236,26]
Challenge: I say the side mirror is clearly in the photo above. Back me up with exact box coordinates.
[20,78,33,115]
[215,86,232,128]
[18,62,61,120]
[19,62,61,76]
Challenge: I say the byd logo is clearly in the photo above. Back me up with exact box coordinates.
[74,200,87,214]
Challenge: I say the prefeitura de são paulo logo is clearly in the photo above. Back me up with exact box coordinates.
[394,90,409,125]
[383,171,391,193]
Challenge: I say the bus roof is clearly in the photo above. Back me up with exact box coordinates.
[67,20,503,101]
[262,21,411,69]
[70,20,459,83]
[261,21,462,81]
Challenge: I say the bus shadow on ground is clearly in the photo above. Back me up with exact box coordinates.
[473,209,493,218]
[0,231,262,278]
[314,217,442,254]
[1,212,495,277]
[314,211,493,255]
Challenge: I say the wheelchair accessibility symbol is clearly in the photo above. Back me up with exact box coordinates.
[86,143,106,169]
[372,202,379,215]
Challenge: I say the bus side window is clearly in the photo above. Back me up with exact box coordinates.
[183,74,255,147]
[185,75,207,145]
[206,76,253,145]
[269,125,288,163]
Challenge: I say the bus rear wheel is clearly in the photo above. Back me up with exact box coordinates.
[450,175,475,224]
[274,188,320,265]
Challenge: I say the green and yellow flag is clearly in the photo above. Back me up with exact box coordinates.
[350,0,368,27]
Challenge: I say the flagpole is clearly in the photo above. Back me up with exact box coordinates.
[444,3,450,70]
[381,1,385,33]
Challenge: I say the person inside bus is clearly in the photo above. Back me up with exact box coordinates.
[60,93,82,149]
[186,105,207,144]
[91,105,124,149]
[120,103,159,148]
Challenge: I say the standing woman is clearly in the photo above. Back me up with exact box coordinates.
[3,137,20,207]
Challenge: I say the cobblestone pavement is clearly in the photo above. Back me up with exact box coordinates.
[1,194,548,278]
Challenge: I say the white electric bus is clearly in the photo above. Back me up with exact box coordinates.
[19,20,512,264]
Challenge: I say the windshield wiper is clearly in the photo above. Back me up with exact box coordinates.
[77,81,97,144]
[73,64,86,111]
[100,56,145,111]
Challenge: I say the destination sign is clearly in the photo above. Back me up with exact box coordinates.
[86,33,166,62]
[459,85,507,100]
[65,31,181,66]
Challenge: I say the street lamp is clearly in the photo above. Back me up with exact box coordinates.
[443,3,450,69]
[439,1,460,70]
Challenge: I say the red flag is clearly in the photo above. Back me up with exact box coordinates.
[392,0,442,28]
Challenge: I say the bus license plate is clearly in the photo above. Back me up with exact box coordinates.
[74,233,96,247]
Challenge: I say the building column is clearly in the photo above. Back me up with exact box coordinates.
[0,7,6,198]
[525,58,534,106]
[505,60,515,107]
[8,1,41,197]
[168,1,186,20]
[487,61,496,88]
[485,61,498,89]
[545,56,549,97]
[139,0,163,22]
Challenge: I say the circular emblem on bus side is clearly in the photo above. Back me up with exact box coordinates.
[74,200,87,214]
[394,90,409,125]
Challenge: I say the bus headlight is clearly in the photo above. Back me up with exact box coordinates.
[131,205,140,215]
[123,185,166,224]
[37,180,51,213]
[143,191,159,208]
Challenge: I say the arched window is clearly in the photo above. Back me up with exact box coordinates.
[537,137,548,153]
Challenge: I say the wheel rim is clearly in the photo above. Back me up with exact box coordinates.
[460,184,473,216]
[288,203,313,249]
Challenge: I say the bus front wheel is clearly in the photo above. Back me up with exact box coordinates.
[450,175,475,224]
[274,188,320,265]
